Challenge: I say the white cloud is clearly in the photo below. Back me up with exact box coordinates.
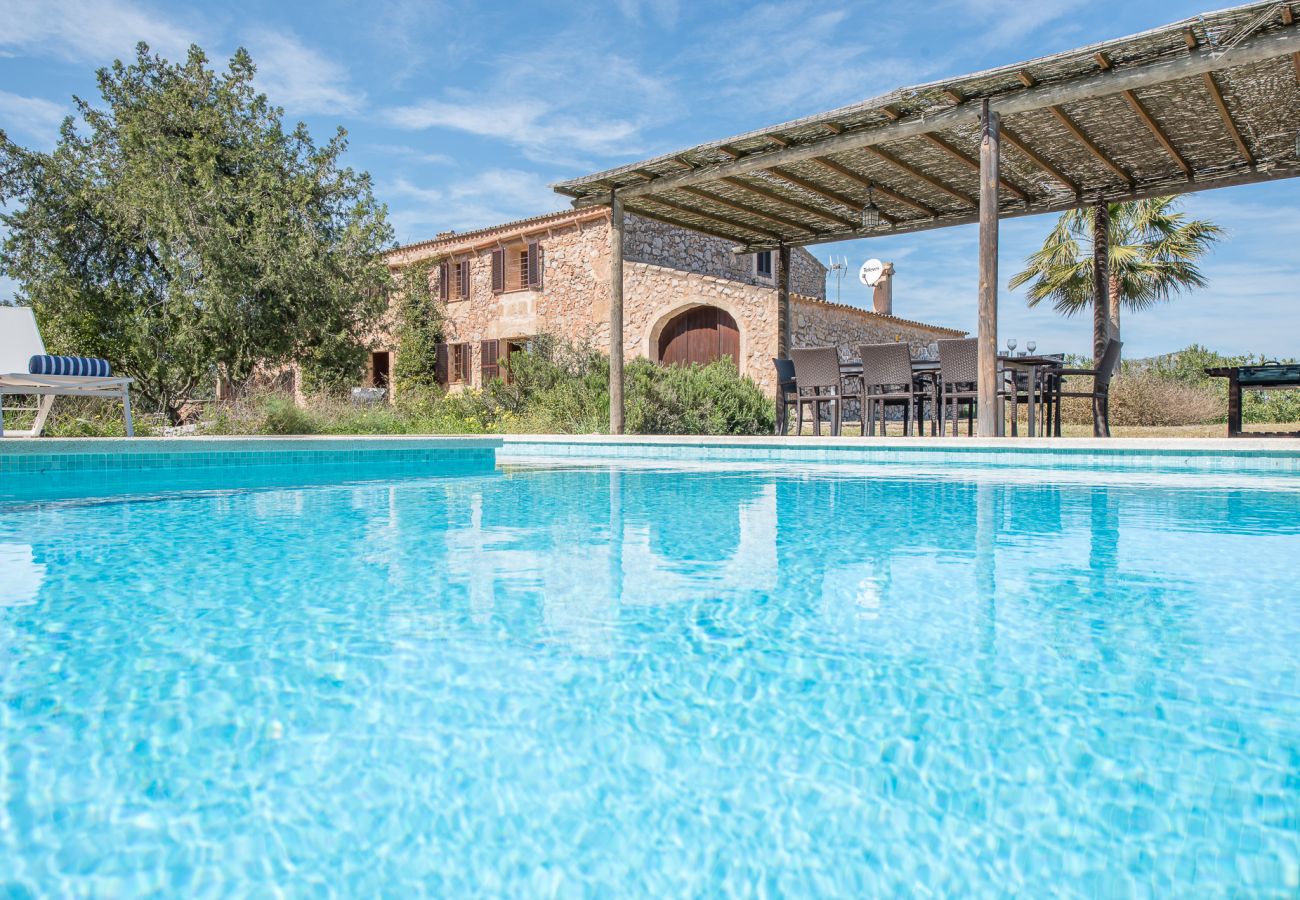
[0,91,68,146]
[242,28,364,116]
[0,0,198,63]
[387,169,563,241]
[381,33,678,165]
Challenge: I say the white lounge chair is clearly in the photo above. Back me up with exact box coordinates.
[0,306,134,438]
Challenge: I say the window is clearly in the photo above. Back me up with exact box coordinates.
[437,341,473,385]
[450,343,473,384]
[755,250,773,279]
[492,241,543,293]
[440,259,470,301]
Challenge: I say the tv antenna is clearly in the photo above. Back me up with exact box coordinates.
[827,255,849,302]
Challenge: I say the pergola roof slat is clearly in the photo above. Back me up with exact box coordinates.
[553,2,1300,250]
[810,156,940,217]
[1000,126,1081,194]
[720,176,860,228]
[865,145,977,207]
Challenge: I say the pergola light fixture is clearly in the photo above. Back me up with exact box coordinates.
[861,188,883,229]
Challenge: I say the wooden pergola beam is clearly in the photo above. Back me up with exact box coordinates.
[921,132,1030,200]
[863,146,977,207]
[1000,126,1080,194]
[765,166,898,224]
[1094,50,1190,176]
[1048,105,1134,187]
[809,157,939,216]
[719,176,861,228]
[1202,71,1254,165]
[626,202,753,245]
[1279,7,1299,85]
[1021,67,1134,186]
[677,185,818,234]
[1121,88,1192,176]
[642,195,780,240]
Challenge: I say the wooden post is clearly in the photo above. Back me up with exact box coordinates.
[609,194,625,434]
[777,242,791,357]
[1092,201,1110,437]
[977,100,1000,438]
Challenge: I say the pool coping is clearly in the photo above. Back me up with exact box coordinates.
[498,433,1300,456]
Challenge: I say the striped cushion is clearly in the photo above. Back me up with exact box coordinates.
[28,355,112,377]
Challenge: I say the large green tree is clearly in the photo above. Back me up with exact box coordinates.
[1009,197,1223,365]
[0,44,393,422]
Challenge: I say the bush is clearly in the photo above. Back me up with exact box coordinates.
[190,337,775,437]
[1057,371,1222,427]
[626,357,773,435]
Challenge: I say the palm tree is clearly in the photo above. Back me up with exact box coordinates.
[1009,197,1223,364]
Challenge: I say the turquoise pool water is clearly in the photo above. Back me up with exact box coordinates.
[2,460,1299,894]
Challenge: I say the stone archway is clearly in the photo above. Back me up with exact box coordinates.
[654,305,741,367]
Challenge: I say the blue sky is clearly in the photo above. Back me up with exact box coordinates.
[2,0,1297,358]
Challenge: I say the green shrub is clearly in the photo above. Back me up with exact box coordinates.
[626,357,773,435]
[258,396,322,434]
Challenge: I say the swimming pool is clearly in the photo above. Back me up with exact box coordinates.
[2,443,1299,894]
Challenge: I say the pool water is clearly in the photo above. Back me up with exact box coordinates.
[2,461,1299,894]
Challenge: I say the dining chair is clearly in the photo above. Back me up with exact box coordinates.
[789,347,859,436]
[858,343,915,436]
[772,357,797,436]
[937,338,979,436]
[1050,339,1123,437]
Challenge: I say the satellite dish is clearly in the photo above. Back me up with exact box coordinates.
[859,258,885,287]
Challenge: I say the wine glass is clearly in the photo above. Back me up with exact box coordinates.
[1026,340,1037,356]
[1006,338,1017,356]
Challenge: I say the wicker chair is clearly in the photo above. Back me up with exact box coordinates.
[790,347,859,436]
[937,338,978,436]
[1049,339,1123,437]
[773,357,797,436]
[858,343,915,436]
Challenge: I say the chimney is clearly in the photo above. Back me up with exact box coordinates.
[872,262,895,316]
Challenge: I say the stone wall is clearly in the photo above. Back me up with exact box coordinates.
[790,295,966,361]
[624,214,825,298]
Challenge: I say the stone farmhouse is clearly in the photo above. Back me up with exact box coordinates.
[374,207,962,397]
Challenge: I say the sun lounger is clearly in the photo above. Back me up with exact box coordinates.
[0,307,134,437]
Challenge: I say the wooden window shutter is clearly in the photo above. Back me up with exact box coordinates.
[438,262,450,301]
[527,240,542,289]
[459,260,470,299]
[435,342,449,386]
[480,340,500,383]
[459,344,473,384]
[491,248,505,293]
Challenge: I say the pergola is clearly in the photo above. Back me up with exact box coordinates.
[552,1,1300,435]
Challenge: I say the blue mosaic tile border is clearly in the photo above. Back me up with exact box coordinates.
[0,438,502,497]
[498,439,1300,475]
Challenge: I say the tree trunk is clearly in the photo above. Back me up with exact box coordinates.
[1092,203,1110,368]
[1108,274,1122,367]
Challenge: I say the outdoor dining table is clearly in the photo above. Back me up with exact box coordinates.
[997,354,1064,437]
[839,354,1063,436]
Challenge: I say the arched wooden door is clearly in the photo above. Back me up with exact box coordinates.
[657,306,740,367]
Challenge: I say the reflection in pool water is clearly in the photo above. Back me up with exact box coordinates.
[1,463,1298,894]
